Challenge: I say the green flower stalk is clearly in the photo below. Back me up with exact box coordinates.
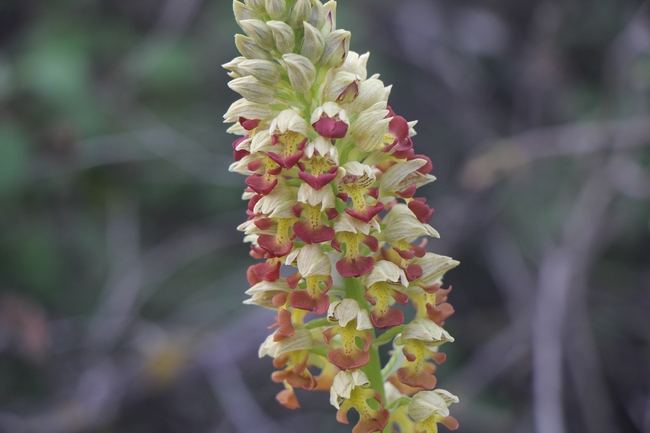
[225,1,460,432]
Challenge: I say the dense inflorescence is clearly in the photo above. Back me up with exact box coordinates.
[225,1,460,431]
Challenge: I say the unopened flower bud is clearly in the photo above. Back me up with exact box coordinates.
[259,328,313,358]
[340,51,369,80]
[408,390,459,423]
[320,29,350,69]
[237,59,281,85]
[351,79,391,112]
[380,158,435,195]
[233,1,261,24]
[235,34,272,60]
[351,103,390,152]
[239,19,275,51]
[308,0,325,29]
[266,20,295,54]
[398,318,454,347]
[270,109,309,137]
[265,0,287,20]
[321,1,337,35]
[289,0,312,28]
[283,54,316,94]
[244,280,290,309]
[300,21,326,63]
[224,98,272,123]
[243,0,265,12]
[327,71,359,103]
[222,56,246,78]
[228,75,275,103]
[382,204,439,242]
[411,253,459,287]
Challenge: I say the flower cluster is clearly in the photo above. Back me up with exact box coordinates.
[226,1,460,431]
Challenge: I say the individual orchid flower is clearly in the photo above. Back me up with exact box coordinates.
[324,299,373,370]
[311,102,350,139]
[226,1,462,431]
[330,370,390,433]
[394,318,454,389]
[337,162,384,223]
[292,184,337,244]
[259,327,315,408]
[408,389,459,433]
[286,245,333,314]
[268,109,309,169]
[363,260,409,329]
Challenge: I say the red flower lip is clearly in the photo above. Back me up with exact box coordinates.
[267,150,305,170]
[344,202,384,223]
[313,117,349,139]
[293,221,335,244]
[245,174,278,195]
[239,117,261,131]
[246,261,281,285]
[408,197,435,223]
[257,234,293,258]
[298,170,338,190]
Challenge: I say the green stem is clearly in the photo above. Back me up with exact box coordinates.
[343,277,387,407]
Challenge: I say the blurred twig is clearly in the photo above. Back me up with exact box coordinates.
[462,116,650,190]
[87,213,241,350]
[532,170,614,433]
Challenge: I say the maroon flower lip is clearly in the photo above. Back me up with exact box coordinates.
[313,116,349,139]
[257,234,293,258]
[298,169,338,190]
[239,117,261,131]
[331,233,378,278]
[323,325,373,370]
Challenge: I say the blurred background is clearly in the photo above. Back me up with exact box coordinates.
[0,0,649,432]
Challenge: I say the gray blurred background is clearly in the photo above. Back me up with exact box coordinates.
[0,0,649,432]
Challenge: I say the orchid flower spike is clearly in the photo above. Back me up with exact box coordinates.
[226,1,460,432]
